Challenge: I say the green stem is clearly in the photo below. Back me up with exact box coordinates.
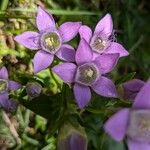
[0,0,9,11]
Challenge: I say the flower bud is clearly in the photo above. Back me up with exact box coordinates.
[26,82,42,98]
[57,123,87,150]
[117,79,145,101]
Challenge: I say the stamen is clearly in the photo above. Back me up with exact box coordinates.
[75,63,100,86]
[127,110,150,143]
[92,37,106,51]
[41,32,61,54]
[139,119,150,132]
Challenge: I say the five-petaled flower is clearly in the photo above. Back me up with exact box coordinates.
[52,39,119,109]
[79,14,129,59]
[104,80,150,150]
[14,6,81,73]
[0,67,21,111]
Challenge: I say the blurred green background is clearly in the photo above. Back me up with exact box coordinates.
[0,0,149,149]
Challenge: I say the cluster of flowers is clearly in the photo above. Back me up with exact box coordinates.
[15,7,129,109]
[0,6,149,150]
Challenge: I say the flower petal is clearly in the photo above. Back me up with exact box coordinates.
[105,42,129,57]
[76,39,93,65]
[94,53,119,74]
[14,31,40,50]
[36,6,55,31]
[91,76,117,98]
[133,80,150,109]
[94,13,113,37]
[127,139,150,150]
[33,50,54,73]
[73,83,91,109]
[79,25,92,43]
[0,92,9,108]
[59,22,81,42]
[104,108,130,141]
[52,63,77,83]
[8,81,21,91]
[122,79,145,101]
[0,67,8,79]
[56,44,75,62]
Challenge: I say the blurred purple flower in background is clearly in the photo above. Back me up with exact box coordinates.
[79,13,129,59]
[0,67,21,111]
[122,79,145,101]
[104,80,150,150]
[52,39,119,109]
[14,7,81,73]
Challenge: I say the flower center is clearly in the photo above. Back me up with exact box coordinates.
[90,34,110,54]
[127,110,150,143]
[75,63,100,86]
[0,79,8,93]
[41,32,61,54]
[92,37,106,50]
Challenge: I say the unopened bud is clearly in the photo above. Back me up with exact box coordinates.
[57,123,87,150]
[26,82,42,98]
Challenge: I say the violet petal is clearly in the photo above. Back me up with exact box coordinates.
[94,53,119,74]
[76,39,93,65]
[36,6,55,31]
[94,14,113,37]
[127,139,150,150]
[8,80,21,91]
[133,80,150,109]
[105,42,129,57]
[122,79,145,101]
[91,76,117,98]
[14,31,40,50]
[33,50,54,73]
[56,44,75,62]
[79,25,92,43]
[59,22,81,42]
[104,108,130,141]
[0,92,9,108]
[0,67,8,79]
[73,83,91,109]
[52,63,77,83]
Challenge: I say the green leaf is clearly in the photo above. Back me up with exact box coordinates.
[115,72,136,85]
[22,94,62,119]
[101,134,126,150]
[6,8,100,16]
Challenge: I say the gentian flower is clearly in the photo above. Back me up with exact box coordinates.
[14,7,81,73]
[104,80,150,150]
[52,39,118,108]
[0,67,21,111]
[79,14,129,59]
[122,79,145,101]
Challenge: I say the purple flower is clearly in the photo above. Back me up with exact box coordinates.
[52,39,118,109]
[14,7,81,73]
[0,67,21,111]
[104,80,150,150]
[79,14,129,59]
[122,79,145,101]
